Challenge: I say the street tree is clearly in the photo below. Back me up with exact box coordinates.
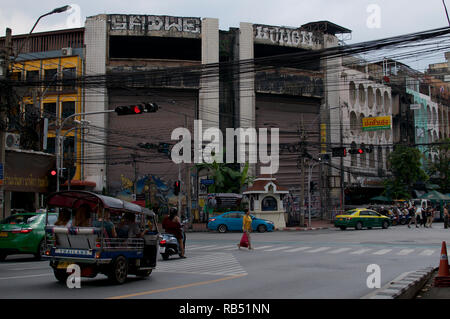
[427,138,450,194]
[383,145,428,199]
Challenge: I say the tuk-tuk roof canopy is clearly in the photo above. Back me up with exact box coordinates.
[47,191,154,216]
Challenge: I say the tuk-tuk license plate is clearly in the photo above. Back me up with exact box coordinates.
[159,246,165,253]
[57,262,73,269]
[0,232,8,238]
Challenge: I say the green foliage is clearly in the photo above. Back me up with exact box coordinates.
[383,145,428,199]
[427,138,450,193]
[196,161,254,194]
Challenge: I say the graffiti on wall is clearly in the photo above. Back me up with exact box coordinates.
[117,174,186,215]
[254,24,323,49]
[109,15,201,34]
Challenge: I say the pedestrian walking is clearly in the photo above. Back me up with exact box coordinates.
[408,205,419,228]
[237,208,253,250]
[444,205,449,229]
[428,207,435,228]
[421,205,427,228]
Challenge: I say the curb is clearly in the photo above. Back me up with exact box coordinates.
[362,267,435,299]
[281,227,330,231]
[184,226,331,232]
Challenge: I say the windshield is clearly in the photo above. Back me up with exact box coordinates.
[344,210,359,216]
[1,214,39,225]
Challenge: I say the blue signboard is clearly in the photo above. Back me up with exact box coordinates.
[201,179,214,185]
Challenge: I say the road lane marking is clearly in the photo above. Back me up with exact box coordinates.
[284,247,313,253]
[327,248,352,254]
[0,273,52,280]
[396,249,415,256]
[305,247,331,253]
[372,249,392,255]
[263,246,291,252]
[107,273,247,299]
[420,249,435,256]
[350,249,371,255]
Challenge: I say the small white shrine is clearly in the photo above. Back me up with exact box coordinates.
[243,175,289,229]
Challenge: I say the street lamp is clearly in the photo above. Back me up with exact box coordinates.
[15,5,71,59]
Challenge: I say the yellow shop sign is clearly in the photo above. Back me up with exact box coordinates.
[362,116,391,131]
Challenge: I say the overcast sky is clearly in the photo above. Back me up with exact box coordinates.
[1,0,449,71]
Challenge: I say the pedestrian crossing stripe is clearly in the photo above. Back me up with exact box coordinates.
[284,247,313,253]
[305,247,331,253]
[372,249,392,255]
[327,248,352,254]
[263,246,291,252]
[156,253,247,276]
[186,244,438,257]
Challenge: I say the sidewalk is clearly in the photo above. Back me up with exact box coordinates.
[158,219,333,233]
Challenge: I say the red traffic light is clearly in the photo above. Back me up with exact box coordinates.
[358,148,364,154]
[50,170,57,176]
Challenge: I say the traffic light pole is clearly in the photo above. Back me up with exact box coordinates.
[56,110,115,192]
[308,160,320,228]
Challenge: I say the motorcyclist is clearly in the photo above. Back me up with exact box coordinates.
[162,208,185,258]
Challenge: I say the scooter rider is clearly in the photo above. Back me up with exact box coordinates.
[162,208,186,258]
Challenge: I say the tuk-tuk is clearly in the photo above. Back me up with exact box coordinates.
[43,191,160,284]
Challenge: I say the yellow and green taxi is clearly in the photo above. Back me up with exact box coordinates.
[334,208,390,231]
[0,212,58,261]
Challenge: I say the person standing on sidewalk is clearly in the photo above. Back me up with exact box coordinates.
[238,209,253,250]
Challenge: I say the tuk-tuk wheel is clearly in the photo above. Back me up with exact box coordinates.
[108,256,128,284]
[54,269,69,283]
[136,269,152,277]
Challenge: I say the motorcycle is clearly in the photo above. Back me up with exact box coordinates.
[159,218,188,260]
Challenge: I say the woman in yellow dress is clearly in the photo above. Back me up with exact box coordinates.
[238,208,253,250]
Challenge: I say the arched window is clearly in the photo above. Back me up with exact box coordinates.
[262,196,278,211]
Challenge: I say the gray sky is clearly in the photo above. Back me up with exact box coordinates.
[1,0,448,71]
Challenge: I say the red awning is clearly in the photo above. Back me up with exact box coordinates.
[61,180,96,187]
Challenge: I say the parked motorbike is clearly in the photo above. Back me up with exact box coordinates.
[159,218,188,260]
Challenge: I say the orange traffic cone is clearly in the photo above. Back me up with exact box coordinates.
[434,241,450,287]
[437,241,449,277]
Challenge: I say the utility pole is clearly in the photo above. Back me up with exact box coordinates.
[298,116,307,226]
[339,98,345,211]
[0,28,12,218]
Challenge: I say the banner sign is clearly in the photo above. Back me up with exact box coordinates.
[362,116,392,131]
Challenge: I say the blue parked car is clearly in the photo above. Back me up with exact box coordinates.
[207,211,275,233]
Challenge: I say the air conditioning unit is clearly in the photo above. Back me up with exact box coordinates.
[4,133,20,150]
[61,47,73,56]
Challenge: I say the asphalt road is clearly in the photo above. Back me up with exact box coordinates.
[0,223,447,299]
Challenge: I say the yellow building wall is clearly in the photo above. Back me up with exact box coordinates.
[13,56,83,181]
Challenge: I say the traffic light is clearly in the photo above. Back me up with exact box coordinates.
[48,168,58,193]
[332,147,347,157]
[348,148,364,155]
[173,180,181,196]
[114,102,158,115]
